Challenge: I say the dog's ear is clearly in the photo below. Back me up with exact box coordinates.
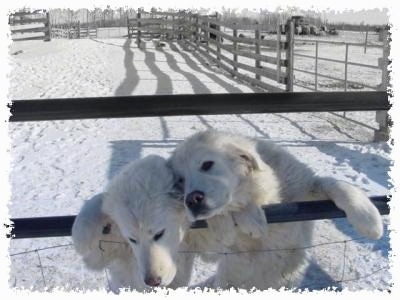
[239,153,260,173]
[72,193,128,270]
[166,161,185,203]
[226,143,262,174]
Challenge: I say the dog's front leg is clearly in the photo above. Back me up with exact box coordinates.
[314,177,383,239]
[231,202,268,239]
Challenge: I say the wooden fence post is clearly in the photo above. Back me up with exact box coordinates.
[255,23,261,80]
[285,20,294,92]
[44,11,51,41]
[364,25,369,54]
[127,15,131,39]
[172,15,175,39]
[380,29,390,90]
[179,11,184,40]
[233,23,238,73]
[216,14,221,64]
[195,14,200,46]
[77,21,80,39]
[150,10,154,40]
[374,29,390,142]
[344,44,349,92]
[315,41,319,90]
[206,17,210,51]
[137,10,141,46]
[276,20,281,84]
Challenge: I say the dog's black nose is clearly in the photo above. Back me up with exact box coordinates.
[185,190,205,208]
[144,276,161,287]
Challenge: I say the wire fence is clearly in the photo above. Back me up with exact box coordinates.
[9,230,390,292]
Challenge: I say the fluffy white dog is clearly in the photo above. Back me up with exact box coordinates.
[72,155,218,292]
[168,130,383,289]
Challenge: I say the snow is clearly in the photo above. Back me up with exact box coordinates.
[6,37,392,293]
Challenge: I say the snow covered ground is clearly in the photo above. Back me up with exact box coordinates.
[7,38,392,292]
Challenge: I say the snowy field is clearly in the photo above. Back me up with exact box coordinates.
[7,38,392,292]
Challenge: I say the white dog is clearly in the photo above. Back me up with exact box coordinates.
[72,155,219,292]
[168,130,383,289]
[72,193,142,292]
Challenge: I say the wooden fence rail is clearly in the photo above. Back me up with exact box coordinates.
[9,10,51,42]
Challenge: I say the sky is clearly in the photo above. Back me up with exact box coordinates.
[321,8,389,25]
[3,0,393,25]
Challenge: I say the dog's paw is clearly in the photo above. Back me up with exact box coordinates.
[207,215,237,246]
[346,201,383,240]
[232,203,267,239]
[322,180,384,240]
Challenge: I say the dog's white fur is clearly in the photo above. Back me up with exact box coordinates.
[72,193,143,292]
[72,155,219,292]
[168,130,384,289]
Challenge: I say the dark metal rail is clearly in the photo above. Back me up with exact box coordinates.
[8,91,390,122]
[7,196,389,239]
[6,92,390,240]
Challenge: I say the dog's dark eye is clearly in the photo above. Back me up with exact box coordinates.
[102,223,112,235]
[129,237,137,244]
[153,229,165,241]
[200,161,214,172]
[174,177,185,191]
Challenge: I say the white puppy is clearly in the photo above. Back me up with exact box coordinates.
[72,155,218,292]
[168,130,383,289]
[72,193,142,292]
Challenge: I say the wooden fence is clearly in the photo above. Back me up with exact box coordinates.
[125,9,389,141]
[9,10,51,42]
[7,91,390,238]
[10,9,389,140]
[127,10,208,42]
[51,22,97,39]
[188,16,293,92]
[128,10,292,92]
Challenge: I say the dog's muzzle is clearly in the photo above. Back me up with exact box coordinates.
[185,190,209,218]
[144,275,161,287]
